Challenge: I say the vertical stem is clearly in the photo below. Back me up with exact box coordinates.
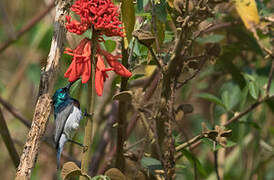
[0,107,20,168]
[80,30,97,180]
[115,39,129,172]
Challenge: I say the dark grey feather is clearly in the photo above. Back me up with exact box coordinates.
[54,103,74,148]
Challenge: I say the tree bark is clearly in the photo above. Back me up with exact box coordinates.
[15,0,71,179]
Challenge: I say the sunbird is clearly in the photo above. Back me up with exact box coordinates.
[52,82,82,169]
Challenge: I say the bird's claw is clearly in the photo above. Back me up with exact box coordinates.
[83,145,88,152]
[84,109,93,118]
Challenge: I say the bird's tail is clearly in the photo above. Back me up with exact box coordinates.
[56,146,62,170]
[56,134,67,170]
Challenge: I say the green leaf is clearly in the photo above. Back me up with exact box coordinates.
[137,0,143,12]
[155,0,167,23]
[181,149,208,178]
[221,91,230,110]
[242,73,256,81]
[121,0,135,41]
[141,157,163,174]
[198,93,227,110]
[220,82,241,110]
[240,85,249,110]
[196,34,225,44]
[248,81,259,99]
[104,40,116,53]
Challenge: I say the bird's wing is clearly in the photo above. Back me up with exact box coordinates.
[54,103,74,148]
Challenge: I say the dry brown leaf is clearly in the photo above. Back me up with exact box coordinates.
[61,161,91,180]
[112,91,133,102]
[105,168,127,180]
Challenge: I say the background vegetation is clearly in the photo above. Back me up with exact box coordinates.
[0,0,273,179]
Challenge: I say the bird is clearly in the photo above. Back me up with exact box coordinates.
[52,82,82,169]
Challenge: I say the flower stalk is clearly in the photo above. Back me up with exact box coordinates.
[80,29,98,180]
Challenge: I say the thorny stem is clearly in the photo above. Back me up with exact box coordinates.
[80,29,98,180]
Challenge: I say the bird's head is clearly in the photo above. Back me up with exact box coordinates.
[52,82,75,105]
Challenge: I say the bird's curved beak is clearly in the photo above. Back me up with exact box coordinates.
[64,80,76,92]
[65,82,74,90]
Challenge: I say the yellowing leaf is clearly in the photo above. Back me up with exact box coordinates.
[167,0,174,8]
[235,0,260,29]
[145,65,157,77]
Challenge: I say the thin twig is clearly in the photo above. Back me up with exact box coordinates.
[148,47,165,73]
[224,95,274,126]
[0,1,55,54]
[0,108,20,168]
[175,95,274,155]
[176,55,207,89]
[214,149,220,180]
[124,138,146,151]
[266,58,274,97]
[0,95,31,128]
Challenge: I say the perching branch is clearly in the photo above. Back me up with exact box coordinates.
[15,0,71,179]
[0,107,20,168]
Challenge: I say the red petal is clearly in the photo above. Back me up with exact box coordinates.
[100,49,132,77]
[69,60,79,82]
[82,60,91,83]
[107,60,132,77]
[95,56,105,96]
[64,63,73,78]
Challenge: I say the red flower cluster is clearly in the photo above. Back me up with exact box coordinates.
[64,0,131,96]
[64,38,132,96]
[66,0,124,37]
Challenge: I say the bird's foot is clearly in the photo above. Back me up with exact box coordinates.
[83,145,88,152]
[84,109,93,118]
[68,139,84,147]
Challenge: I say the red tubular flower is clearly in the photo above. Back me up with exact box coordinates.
[64,38,92,83]
[99,48,132,78]
[66,0,124,37]
[95,54,113,96]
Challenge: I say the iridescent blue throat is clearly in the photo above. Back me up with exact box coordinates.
[52,89,73,117]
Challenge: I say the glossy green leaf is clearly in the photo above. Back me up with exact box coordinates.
[121,0,135,41]
[141,157,163,174]
[104,40,116,53]
[198,93,227,110]
[248,81,259,99]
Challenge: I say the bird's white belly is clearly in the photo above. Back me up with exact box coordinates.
[63,106,82,139]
